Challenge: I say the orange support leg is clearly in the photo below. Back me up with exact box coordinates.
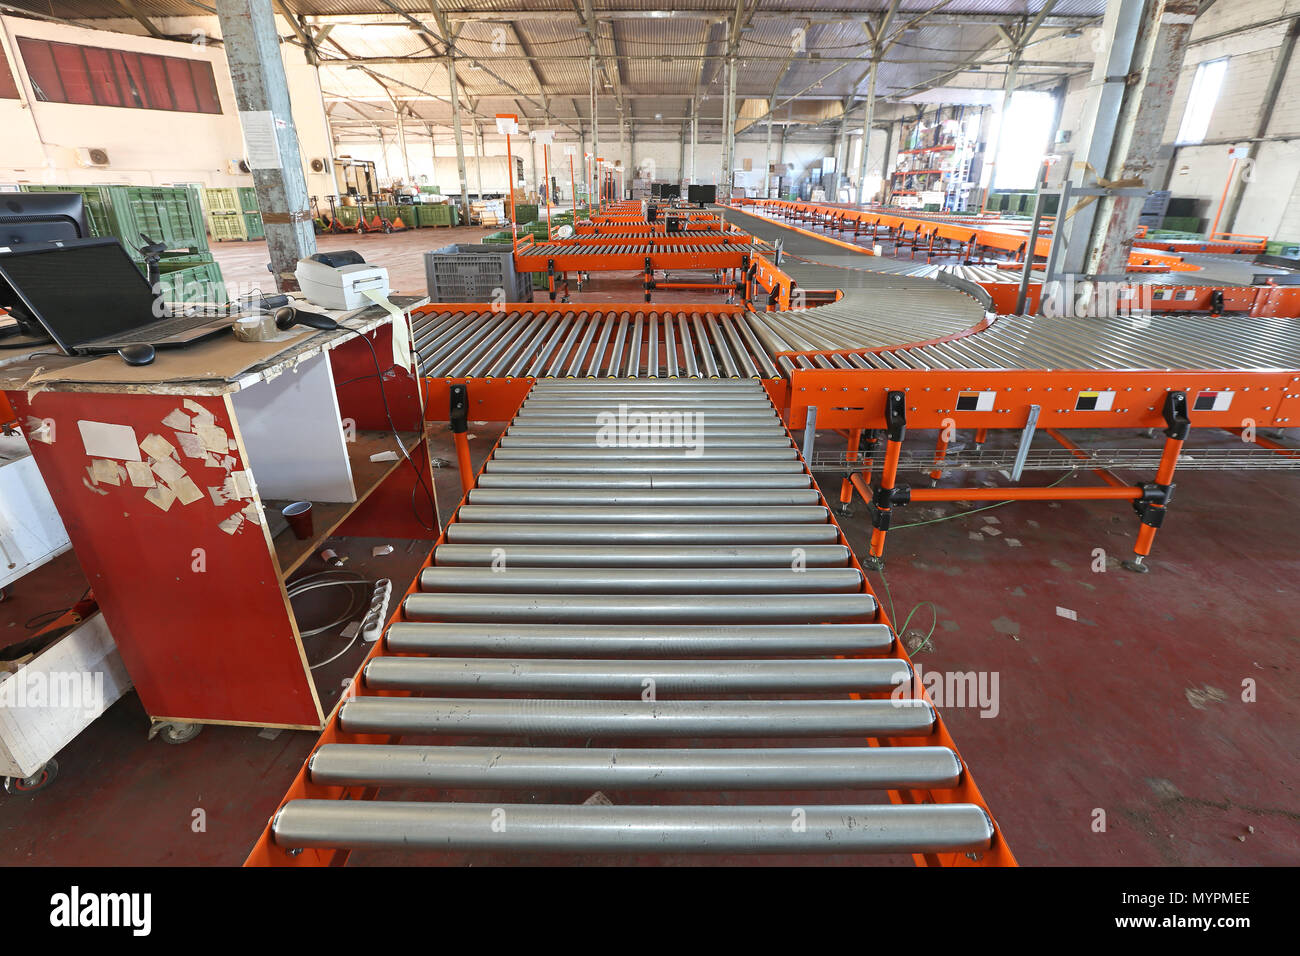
[839,428,861,513]
[1123,391,1189,573]
[866,391,906,569]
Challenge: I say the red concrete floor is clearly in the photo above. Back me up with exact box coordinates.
[2,418,1296,866]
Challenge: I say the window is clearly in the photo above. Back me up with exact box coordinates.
[16,37,222,114]
[0,41,19,99]
[1175,58,1227,145]
[985,90,1056,189]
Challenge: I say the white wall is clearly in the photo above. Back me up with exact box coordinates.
[1155,0,1300,237]
[0,14,334,198]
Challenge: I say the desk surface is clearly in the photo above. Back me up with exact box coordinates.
[0,295,429,397]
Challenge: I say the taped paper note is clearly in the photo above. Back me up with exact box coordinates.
[196,424,229,454]
[241,501,262,526]
[173,431,205,459]
[217,513,243,535]
[83,477,108,496]
[90,459,121,486]
[168,475,203,506]
[150,456,186,484]
[239,110,282,169]
[162,409,191,431]
[140,433,177,462]
[79,421,142,461]
[125,461,155,488]
[207,485,228,506]
[144,484,176,511]
[360,288,413,372]
[183,399,216,426]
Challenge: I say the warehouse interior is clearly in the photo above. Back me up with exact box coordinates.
[0,0,1296,878]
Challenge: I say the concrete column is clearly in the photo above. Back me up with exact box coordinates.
[215,0,315,291]
[1058,0,1159,276]
[854,59,879,206]
[764,107,774,199]
[1081,0,1198,277]
[446,53,471,223]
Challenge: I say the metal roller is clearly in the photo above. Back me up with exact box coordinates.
[363,656,907,694]
[443,522,841,545]
[401,592,875,623]
[416,567,862,594]
[506,426,782,438]
[272,801,993,854]
[338,696,930,737]
[490,447,799,460]
[464,488,817,506]
[474,473,812,488]
[482,459,808,474]
[307,744,961,790]
[453,504,828,523]
[496,437,794,450]
[384,621,895,656]
[431,543,847,567]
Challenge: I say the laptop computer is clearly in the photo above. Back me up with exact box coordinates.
[0,238,233,355]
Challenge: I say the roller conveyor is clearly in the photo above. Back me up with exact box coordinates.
[256,378,1007,864]
[413,307,781,379]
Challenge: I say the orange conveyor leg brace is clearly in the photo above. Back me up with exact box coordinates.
[860,391,1191,572]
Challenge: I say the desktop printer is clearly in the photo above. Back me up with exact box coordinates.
[294,251,390,310]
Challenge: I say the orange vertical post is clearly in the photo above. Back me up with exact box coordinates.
[1124,391,1188,573]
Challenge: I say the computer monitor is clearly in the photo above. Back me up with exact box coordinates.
[661,183,681,201]
[0,192,89,247]
[0,238,161,354]
[687,184,716,206]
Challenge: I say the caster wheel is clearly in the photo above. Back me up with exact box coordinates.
[863,555,885,571]
[1121,558,1151,574]
[155,721,203,744]
[837,505,853,518]
[5,758,58,794]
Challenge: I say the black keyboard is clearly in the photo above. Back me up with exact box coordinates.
[90,313,227,347]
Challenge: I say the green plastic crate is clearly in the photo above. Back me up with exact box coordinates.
[238,187,259,214]
[515,203,538,224]
[337,206,361,227]
[155,259,227,305]
[243,212,265,240]
[416,204,459,227]
[20,184,113,238]
[207,212,247,242]
[110,186,209,254]
[203,187,241,215]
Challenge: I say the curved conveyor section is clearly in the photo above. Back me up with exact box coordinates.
[725,206,991,355]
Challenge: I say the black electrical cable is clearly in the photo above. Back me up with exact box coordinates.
[335,326,438,532]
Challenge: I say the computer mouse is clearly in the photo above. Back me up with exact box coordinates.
[117,343,156,366]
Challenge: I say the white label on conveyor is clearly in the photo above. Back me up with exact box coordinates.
[1075,391,1115,412]
[1194,390,1233,412]
[956,391,996,412]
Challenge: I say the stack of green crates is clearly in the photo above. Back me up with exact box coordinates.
[514,203,538,225]
[22,184,224,303]
[416,203,459,228]
[239,187,264,240]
